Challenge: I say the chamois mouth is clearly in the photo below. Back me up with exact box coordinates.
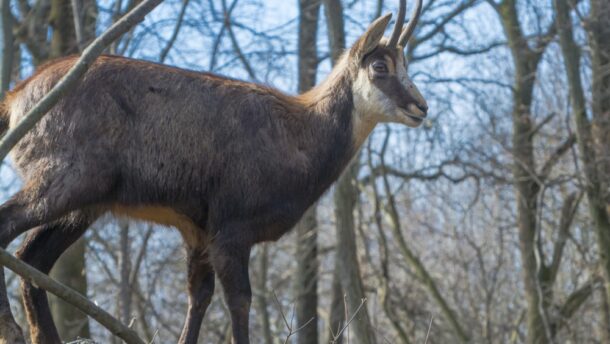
[398,105,425,126]
[405,113,423,123]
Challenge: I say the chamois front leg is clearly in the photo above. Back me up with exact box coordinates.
[0,159,116,343]
[15,212,93,344]
[210,236,252,344]
[0,188,95,343]
[178,246,215,344]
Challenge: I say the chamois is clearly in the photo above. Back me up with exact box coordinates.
[0,0,427,343]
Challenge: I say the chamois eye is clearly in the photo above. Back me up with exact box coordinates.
[372,61,388,74]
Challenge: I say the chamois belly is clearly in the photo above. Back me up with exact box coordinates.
[110,205,205,247]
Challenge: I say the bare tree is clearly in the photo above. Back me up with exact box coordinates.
[323,1,347,340]
[294,1,321,343]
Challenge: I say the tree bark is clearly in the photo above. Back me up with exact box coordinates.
[46,0,96,337]
[294,207,319,344]
[0,0,13,100]
[334,161,376,344]
[496,1,550,342]
[323,1,348,342]
[255,244,274,344]
[119,221,132,324]
[588,0,610,204]
[588,0,610,318]
[323,0,344,64]
[554,0,610,338]
[48,238,90,340]
[294,1,321,343]
[48,0,78,59]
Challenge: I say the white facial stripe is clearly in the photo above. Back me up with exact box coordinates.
[350,70,390,148]
[350,51,426,137]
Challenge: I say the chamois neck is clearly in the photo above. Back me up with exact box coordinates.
[296,57,354,112]
[295,57,377,151]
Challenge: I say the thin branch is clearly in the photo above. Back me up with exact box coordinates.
[272,291,315,343]
[539,134,577,181]
[159,0,190,63]
[529,112,557,137]
[0,0,164,162]
[71,0,86,51]
[548,192,582,284]
[221,0,257,80]
[558,278,598,320]
[129,225,154,285]
[331,298,367,343]
[414,0,478,46]
[424,315,434,344]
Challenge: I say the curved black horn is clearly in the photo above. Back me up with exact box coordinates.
[398,0,422,48]
[387,0,406,48]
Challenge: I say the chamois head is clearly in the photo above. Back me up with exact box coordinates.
[349,0,427,128]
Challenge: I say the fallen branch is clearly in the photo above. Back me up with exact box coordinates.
[0,248,145,344]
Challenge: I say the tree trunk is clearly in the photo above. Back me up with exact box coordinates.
[0,0,13,100]
[589,0,610,202]
[255,244,274,344]
[119,221,132,324]
[334,161,376,344]
[294,207,319,344]
[46,0,96,337]
[48,237,90,340]
[588,0,610,318]
[323,1,348,342]
[497,1,550,342]
[49,0,78,59]
[323,0,345,64]
[554,0,610,339]
[294,0,321,342]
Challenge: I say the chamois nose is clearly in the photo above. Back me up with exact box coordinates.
[417,103,428,115]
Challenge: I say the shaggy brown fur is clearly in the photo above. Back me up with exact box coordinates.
[0,2,427,342]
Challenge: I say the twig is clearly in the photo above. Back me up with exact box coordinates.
[0,0,164,163]
[273,291,290,331]
[71,0,86,50]
[272,291,315,344]
[158,0,190,63]
[331,298,368,343]
[424,315,433,344]
[148,329,159,344]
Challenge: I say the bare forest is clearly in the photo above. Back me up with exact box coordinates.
[0,0,609,343]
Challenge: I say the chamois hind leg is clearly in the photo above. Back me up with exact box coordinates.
[178,245,215,344]
[209,234,252,344]
[15,211,95,344]
[0,167,116,343]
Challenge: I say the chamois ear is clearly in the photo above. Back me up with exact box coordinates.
[350,13,392,60]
